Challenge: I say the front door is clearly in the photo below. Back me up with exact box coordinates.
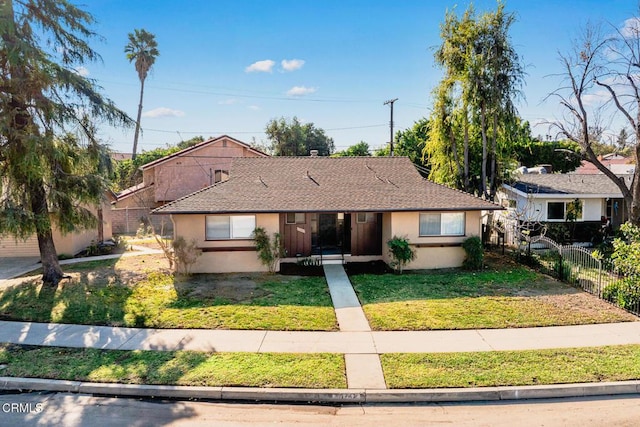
[319,213,338,250]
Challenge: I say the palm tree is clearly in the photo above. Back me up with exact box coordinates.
[125,29,159,160]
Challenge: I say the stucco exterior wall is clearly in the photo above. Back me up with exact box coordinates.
[151,139,265,203]
[172,213,279,273]
[386,211,482,270]
[0,201,113,258]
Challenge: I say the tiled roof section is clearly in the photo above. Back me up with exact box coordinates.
[153,157,500,214]
[140,135,268,170]
[512,173,630,195]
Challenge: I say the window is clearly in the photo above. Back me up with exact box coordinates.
[356,212,375,223]
[214,170,229,184]
[547,202,565,220]
[206,215,255,240]
[419,212,465,236]
[547,200,583,221]
[286,213,306,224]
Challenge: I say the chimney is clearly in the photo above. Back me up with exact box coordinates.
[310,150,318,157]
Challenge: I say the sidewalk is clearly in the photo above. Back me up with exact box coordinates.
[1,261,640,402]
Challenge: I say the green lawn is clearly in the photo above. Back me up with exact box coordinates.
[0,344,346,388]
[350,267,634,330]
[381,345,640,388]
[0,257,337,331]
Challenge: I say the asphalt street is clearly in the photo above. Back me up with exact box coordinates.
[1,392,639,427]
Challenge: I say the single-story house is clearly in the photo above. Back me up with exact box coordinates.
[112,135,268,234]
[497,173,630,242]
[152,156,501,273]
[0,196,114,258]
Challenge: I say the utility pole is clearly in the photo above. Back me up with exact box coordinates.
[384,98,398,156]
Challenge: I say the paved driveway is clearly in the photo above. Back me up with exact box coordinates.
[0,257,40,280]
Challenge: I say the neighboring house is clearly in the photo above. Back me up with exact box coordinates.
[112,135,268,234]
[0,196,114,258]
[498,173,630,242]
[574,153,635,175]
[152,156,500,273]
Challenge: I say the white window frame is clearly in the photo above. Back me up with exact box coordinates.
[419,212,465,236]
[205,215,256,240]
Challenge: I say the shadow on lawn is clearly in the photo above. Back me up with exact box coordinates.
[0,252,337,330]
[0,268,132,326]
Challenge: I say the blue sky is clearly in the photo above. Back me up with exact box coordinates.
[83,0,636,154]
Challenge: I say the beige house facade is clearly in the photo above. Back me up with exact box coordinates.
[0,200,113,258]
[155,157,499,273]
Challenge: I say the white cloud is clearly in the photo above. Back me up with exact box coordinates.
[281,59,305,72]
[582,89,611,106]
[218,98,239,105]
[621,17,640,39]
[286,86,317,96]
[245,60,275,73]
[248,105,261,111]
[73,66,90,77]
[142,107,186,118]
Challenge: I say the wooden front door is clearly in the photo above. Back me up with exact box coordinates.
[351,212,382,255]
[281,213,311,257]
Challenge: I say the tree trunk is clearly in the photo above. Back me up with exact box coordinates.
[489,113,498,201]
[463,105,470,192]
[480,101,488,199]
[132,77,145,160]
[30,181,64,286]
[449,125,463,189]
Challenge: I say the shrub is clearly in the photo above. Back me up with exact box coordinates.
[253,227,285,273]
[603,278,640,311]
[387,235,416,274]
[462,236,484,270]
[172,237,202,275]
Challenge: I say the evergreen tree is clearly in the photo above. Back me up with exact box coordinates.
[0,0,130,285]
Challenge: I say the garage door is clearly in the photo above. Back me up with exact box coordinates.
[0,235,40,257]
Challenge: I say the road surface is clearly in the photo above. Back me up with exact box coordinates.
[0,392,638,426]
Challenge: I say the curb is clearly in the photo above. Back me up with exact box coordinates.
[1,377,639,403]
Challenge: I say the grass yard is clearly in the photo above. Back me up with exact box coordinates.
[0,344,346,388]
[0,254,337,331]
[381,345,640,388]
[350,259,637,330]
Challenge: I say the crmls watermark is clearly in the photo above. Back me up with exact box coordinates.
[2,402,44,413]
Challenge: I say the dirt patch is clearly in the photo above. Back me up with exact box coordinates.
[536,292,638,321]
[173,273,271,302]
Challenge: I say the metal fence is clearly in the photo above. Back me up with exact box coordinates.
[484,221,640,317]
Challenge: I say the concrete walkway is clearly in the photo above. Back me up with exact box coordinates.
[323,264,385,388]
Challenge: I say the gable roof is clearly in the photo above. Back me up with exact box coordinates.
[507,174,630,196]
[153,156,500,214]
[140,135,268,171]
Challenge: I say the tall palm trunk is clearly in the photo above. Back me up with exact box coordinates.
[132,78,145,160]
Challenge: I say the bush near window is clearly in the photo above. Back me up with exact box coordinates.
[253,227,285,273]
[387,236,416,274]
[462,236,484,270]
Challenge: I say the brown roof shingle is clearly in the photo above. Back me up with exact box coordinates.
[153,156,500,214]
